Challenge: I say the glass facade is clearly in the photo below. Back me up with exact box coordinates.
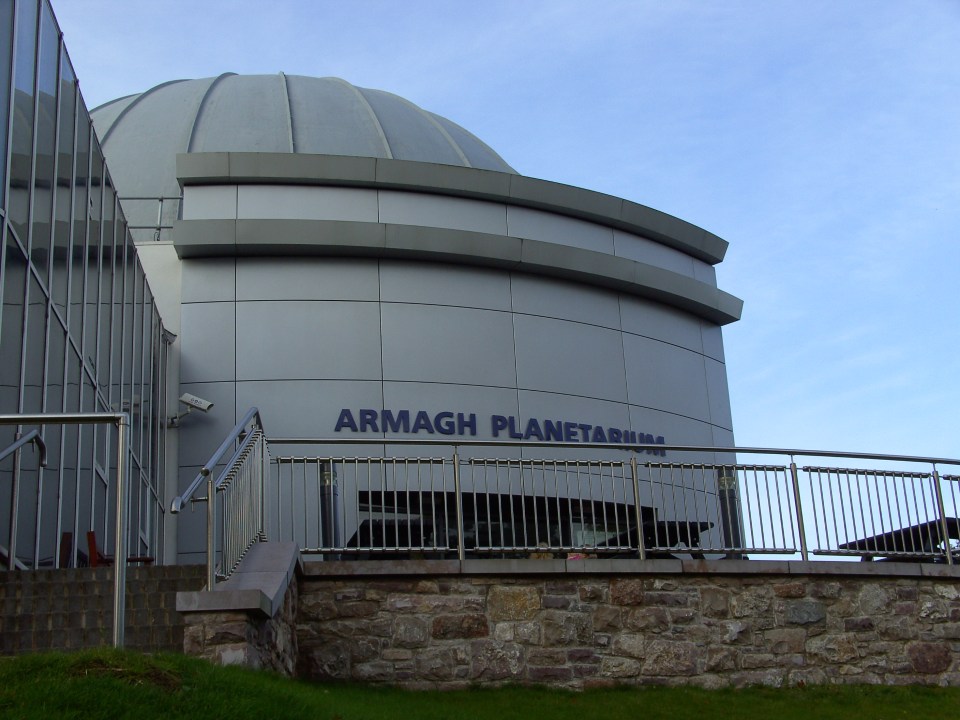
[1,0,170,568]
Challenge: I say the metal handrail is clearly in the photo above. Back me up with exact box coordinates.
[266,437,959,565]
[0,428,47,467]
[170,408,267,588]
[0,413,131,647]
[170,407,263,513]
[269,437,960,466]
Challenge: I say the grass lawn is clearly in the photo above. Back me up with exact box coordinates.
[1,649,958,719]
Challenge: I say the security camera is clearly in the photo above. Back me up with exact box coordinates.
[168,393,215,426]
[180,393,214,413]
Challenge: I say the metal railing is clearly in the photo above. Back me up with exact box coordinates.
[118,196,182,241]
[1,413,133,647]
[170,408,268,588]
[267,439,960,565]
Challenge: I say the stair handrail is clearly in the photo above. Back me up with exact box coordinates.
[170,407,263,513]
[0,428,47,467]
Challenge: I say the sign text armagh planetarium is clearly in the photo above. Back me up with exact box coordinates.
[334,408,667,453]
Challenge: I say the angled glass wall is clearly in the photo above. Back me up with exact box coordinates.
[1,0,170,568]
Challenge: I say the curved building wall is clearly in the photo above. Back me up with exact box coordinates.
[170,156,740,561]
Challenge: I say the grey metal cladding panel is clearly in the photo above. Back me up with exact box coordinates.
[510,273,621,330]
[381,381,521,441]
[623,334,710,422]
[173,219,237,258]
[235,300,382,381]
[516,389,631,462]
[427,112,516,173]
[89,94,138,138]
[237,185,378,221]
[181,258,236,304]
[286,76,390,158]
[628,405,715,452]
[513,314,627,402]
[508,174,623,220]
[191,75,290,153]
[179,152,379,185]
[613,229,695,277]
[179,302,236,384]
[235,219,387,255]
[704,357,733,430]
[236,257,379,302]
[358,88,464,166]
[507,206,615,254]
[700,324,726,363]
[619,201,729,263]
[379,260,511,311]
[378,190,508,236]
[619,295,703,354]
[380,303,517,387]
[182,185,238,220]
[98,78,216,198]
[374,159,513,198]
[177,382,238,467]
[383,224,522,268]
[237,379,384,438]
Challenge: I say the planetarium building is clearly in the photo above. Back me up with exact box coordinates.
[1,0,743,569]
[88,73,742,562]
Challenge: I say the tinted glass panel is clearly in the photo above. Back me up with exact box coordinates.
[8,0,37,244]
[30,0,58,275]
[52,54,75,315]
[0,0,14,207]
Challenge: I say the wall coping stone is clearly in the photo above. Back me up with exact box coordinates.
[300,557,960,580]
[177,542,302,618]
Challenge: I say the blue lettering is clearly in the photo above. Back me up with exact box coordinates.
[457,413,477,436]
[412,410,435,434]
[655,435,666,457]
[578,423,592,442]
[334,408,358,432]
[491,415,509,437]
[507,416,523,440]
[608,428,623,443]
[435,411,455,435]
[563,422,578,442]
[543,420,563,442]
[591,426,607,443]
[359,408,379,432]
[382,409,410,433]
[524,418,544,441]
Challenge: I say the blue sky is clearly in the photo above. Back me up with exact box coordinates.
[52,0,960,458]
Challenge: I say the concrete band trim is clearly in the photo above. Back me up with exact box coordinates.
[173,218,744,325]
[175,153,730,265]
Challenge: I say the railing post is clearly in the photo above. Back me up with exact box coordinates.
[932,467,954,566]
[789,459,809,562]
[206,471,216,589]
[112,415,129,648]
[452,447,465,563]
[630,455,646,560]
[8,430,22,571]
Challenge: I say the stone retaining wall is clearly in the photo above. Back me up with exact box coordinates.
[296,562,960,689]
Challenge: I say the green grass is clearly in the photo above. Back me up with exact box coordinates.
[1,649,959,719]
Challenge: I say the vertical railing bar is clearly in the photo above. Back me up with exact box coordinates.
[788,459,808,562]
[932,466,954,565]
[452,447,464,562]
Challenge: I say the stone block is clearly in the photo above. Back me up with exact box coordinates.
[415,648,458,680]
[515,621,541,645]
[765,628,806,654]
[642,640,699,676]
[528,666,574,682]
[599,656,641,678]
[487,586,540,621]
[785,600,825,625]
[431,614,489,639]
[542,611,592,646]
[567,648,600,664]
[907,642,951,673]
[700,588,730,618]
[844,617,875,632]
[591,606,621,632]
[610,578,644,606]
[527,648,566,666]
[773,582,806,598]
[469,640,524,680]
[612,633,645,660]
[624,606,668,633]
[394,616,429,648]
